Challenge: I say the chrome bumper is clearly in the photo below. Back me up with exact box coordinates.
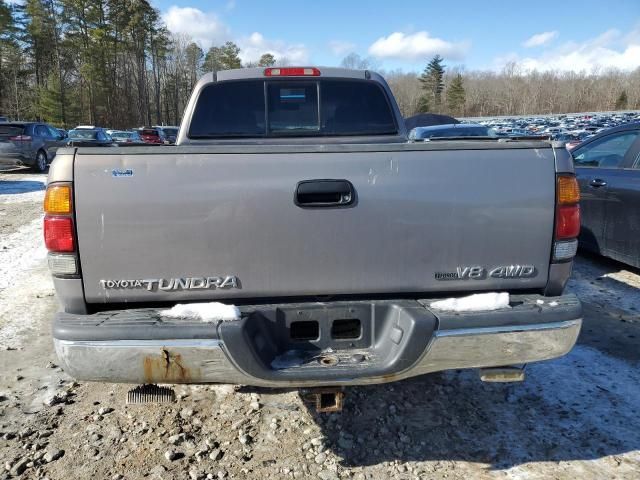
[54,319,581,387]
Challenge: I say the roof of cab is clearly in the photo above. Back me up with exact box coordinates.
[215,67,374,82]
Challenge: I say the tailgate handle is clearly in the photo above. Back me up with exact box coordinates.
[295,180,355,207]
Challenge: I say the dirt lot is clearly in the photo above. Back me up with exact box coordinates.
[1,170,639,480]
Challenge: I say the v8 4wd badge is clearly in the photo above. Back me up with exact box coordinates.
[435,265,536,280]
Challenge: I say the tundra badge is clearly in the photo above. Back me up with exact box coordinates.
[100,276,239,291]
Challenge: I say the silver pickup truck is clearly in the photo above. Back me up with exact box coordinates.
[45,67,582,391]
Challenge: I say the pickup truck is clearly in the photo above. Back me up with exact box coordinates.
[45,67,582,391]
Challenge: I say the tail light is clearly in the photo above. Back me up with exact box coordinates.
[9,135,32,141]
[44,183,77,275]
[553,175,580,261]
[44,185,72,214]
[264,67,321,77]
[44,216,74,252]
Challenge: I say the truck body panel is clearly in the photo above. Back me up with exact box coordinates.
[74,144,556,304]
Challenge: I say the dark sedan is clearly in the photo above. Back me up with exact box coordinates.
[67,128,115,147]
[572,122,640,268]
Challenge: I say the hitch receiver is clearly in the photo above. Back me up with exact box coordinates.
[301,387,345,413]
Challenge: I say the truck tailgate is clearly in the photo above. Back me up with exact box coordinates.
[74,143,556,304]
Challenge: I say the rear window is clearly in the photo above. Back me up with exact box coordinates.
[69,129,98,139]
[0,124,26,138]
[188,79,397,138]
[141,129,159,136]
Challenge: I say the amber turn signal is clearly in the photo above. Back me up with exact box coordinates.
[44,184,72,214]
[557,175,580,205]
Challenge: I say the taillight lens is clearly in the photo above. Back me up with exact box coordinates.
[554,175,581,257]
[44,185,72,214]
[44,216,75,252]
[556,205,581,239]
[557,176,580,205]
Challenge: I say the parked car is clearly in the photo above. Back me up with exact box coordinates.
[109,130,144,145]
[409,123,497,140]
[0,115,9,123]
[154,126,179,144]
[572,122,640,268]
[139,127,167,144]
[0,121,66,172]
[47,67,582,395]
[566,132,592,150]
[67,127,114,147]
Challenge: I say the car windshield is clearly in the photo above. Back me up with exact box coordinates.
[188,79,397,138]
[69,129,99,139]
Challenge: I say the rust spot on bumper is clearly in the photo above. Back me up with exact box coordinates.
[142,348,199,383]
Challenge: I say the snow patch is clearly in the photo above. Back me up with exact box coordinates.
[0,217,47,291]
[160,302,240,322]
[430,292,510,312]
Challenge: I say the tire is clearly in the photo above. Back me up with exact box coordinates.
[33,150,47,173]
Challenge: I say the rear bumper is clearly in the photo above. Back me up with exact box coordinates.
[53,294,582,387]
[0,151,31,165]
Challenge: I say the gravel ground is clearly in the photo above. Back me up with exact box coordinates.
[1,171,639,479]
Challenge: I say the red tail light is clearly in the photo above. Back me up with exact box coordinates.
[264,67,321,77]
[555,205,581,239]
[555,175,580,241]
[9,135,32,141]
[44,216,75,252]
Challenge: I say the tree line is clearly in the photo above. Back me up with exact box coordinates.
[1,1,638,130]
[0,0,277,129]
[387,56,640,118]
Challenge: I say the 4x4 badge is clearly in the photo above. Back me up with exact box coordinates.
[435,265,536,280]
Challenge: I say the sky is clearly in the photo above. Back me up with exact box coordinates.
[153,0,640,73]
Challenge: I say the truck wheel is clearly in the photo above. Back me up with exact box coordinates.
[33,150,48,173]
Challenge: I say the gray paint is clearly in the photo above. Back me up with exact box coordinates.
[47,150,75,183]
[52,277,87,314]
[74,146,557,304]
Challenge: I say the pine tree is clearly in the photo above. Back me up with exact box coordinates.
[615,90,628,110]
[446,73,466,116]
[419,55,445,112]
[204,41,242,73]
[38,71,64,124]
[417,95,430,113]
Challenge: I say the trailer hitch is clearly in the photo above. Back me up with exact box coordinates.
[301,387,345,413]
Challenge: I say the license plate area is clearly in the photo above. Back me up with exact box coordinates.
[219,300,437,382]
